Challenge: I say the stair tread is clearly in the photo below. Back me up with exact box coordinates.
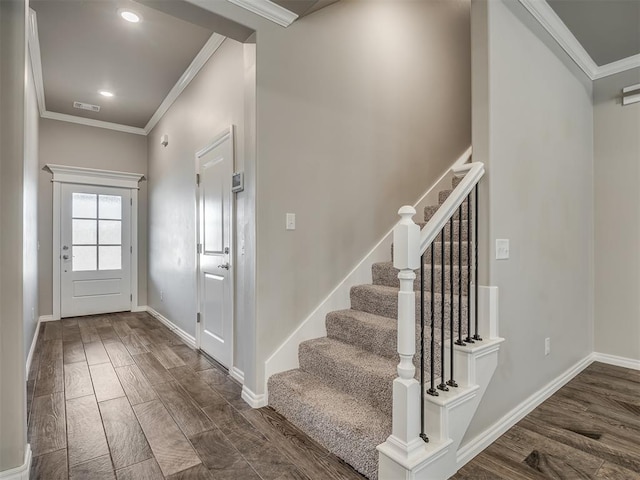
[353,283,469,300]
[268,369,390,480]
[373,261,470,269]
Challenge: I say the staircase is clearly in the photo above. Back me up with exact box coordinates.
[268,163,502,479]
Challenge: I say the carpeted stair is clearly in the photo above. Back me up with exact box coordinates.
[268,176,470,480]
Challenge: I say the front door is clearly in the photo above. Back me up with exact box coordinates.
[197,128,233,368]
[60,184,132,317]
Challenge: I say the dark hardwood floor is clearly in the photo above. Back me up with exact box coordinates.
[453,362,640,480]
[27,312,366,480]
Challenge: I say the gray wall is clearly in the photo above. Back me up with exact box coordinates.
[191,0,473,394]
[147,37,249,370]
[38,119,148,316]
[594,67,640,361]
[24,50,40,359]
[0,0,28,471]
[466,0,594,444]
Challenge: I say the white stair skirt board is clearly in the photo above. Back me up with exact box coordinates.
[592,352,640,371]
[377,338,504,480]
[242,385,268,408]
[0,445,31,480]
[264,147,473,394]
[455,353,594,470]
[143,306,197,349]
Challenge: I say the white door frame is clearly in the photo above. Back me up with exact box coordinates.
[46,164,144,320]
[195,126,235,367]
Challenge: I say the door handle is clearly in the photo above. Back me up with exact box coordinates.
[62,254,70,260]
[217,263,230,270]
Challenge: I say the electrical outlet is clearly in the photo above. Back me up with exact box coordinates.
[545,337,551,356]
[31,307,35,322]
[160,290,164,302]
[496,239,510,260]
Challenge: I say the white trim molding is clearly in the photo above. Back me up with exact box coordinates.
[518,0,640,81]
[38,314,55,322]
[456,354,594,468]
[41,111,147,136]
[0,445,32,480]
[241,385,268,408]
[27,11,227,136]
[45,164,145,189]
[226,0,298,27]
[144,34,225,134]
[593,352,640,371]
[144,306,197,348]
[230,366,245,384]
[27,9,45,116]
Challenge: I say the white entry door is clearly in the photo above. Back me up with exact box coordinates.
[60,184,132,317]
[197,128,234,368]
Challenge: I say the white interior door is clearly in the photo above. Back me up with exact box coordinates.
[197,129,233,368]
[60,184,132,317]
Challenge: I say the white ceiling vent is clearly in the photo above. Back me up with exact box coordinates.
[73,101,100,112]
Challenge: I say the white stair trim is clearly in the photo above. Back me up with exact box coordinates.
[455,353,593,469]
[264,147,472,395]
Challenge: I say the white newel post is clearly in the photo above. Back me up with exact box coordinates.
[377,206,424,479]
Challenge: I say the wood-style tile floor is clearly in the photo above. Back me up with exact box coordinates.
[27,312,366,480]
[452,362,640,479]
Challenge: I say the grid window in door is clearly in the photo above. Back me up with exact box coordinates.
[72,193,123,271]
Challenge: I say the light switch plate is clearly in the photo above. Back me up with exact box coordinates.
[286,213,296,230]
[496,239,509,260]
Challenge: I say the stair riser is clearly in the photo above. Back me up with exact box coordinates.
[393,242,471,264]
[351,287,470,326]
[299,342,395,416]
[372,264,470,294]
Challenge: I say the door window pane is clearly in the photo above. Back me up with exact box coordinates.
[73,246,97,271]
[99,220,121,245]
[99,195,122,220]
[73,219,97,244]
[99,246,121,270]
[72,193,97,218]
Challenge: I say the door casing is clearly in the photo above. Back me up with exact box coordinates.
[47,164,144,320]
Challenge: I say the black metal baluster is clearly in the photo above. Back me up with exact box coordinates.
[473,186,482,341]
[438,228,448,392]
[419,252,428,442]
[427,242,438,397]
[455,203,465,347]
[465,193,474,344]
[447,216,458,388]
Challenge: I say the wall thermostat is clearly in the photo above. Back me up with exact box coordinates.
[232,172,244,193]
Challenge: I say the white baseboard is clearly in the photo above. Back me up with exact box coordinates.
[38,315,55,322]
[592,352,640,370]
[456,353,594,467]
[131,306,148,313]
[264,147,473,394]
[26,317,43,375]
[143,306,197,349]
[0,445,31,480]
[230,366,245,384]
[241,385,268,409]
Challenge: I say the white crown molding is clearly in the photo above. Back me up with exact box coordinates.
[27,9,46,116]
[144,33,226,134]
[41,111,147,135]
[595,53,640,80]
[226,0,298,27]
[517,0,598,80]
[518,0,640,81]
[45,164,145,189]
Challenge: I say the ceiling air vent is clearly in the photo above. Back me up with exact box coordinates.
[73,101,100,112]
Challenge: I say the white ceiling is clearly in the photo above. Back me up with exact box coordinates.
[31,0,217,128]
[547,0,640,66]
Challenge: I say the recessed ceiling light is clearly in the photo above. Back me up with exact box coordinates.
[99,90,114,97]
[118,9,141,23]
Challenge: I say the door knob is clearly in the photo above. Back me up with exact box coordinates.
[217,263,230,270]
